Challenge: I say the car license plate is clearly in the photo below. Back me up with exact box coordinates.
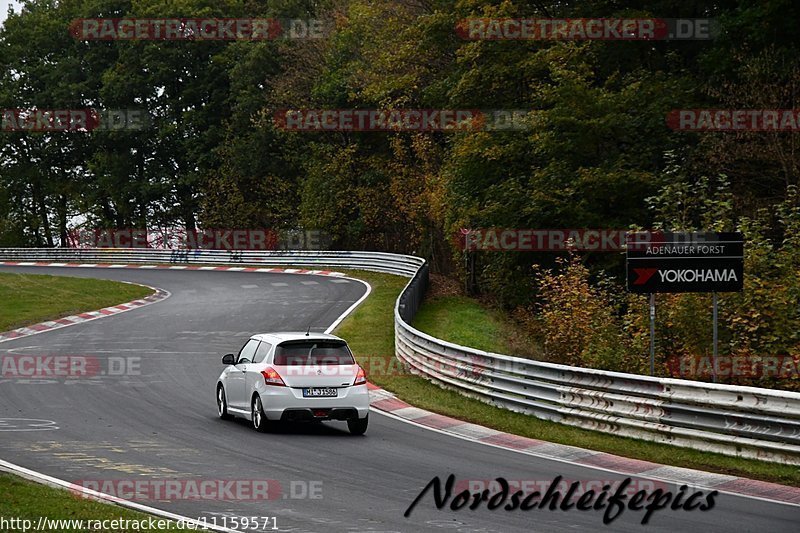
[303,387,338,398]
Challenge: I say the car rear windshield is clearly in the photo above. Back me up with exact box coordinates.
[274,340,355,365]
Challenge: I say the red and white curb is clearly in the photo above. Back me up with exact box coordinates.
[0,261,345,277]
[0,284,170,344]
[367,384,800,507]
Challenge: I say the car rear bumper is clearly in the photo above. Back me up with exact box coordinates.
[257,383,370,421]
[280,407,360,421]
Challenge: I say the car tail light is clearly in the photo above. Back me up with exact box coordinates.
[353,365,366,386]
[261,367,285,386]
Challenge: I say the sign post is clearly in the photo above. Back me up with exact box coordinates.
[712,292,718,383]
[649,293,655,376]
[626,232,744,378]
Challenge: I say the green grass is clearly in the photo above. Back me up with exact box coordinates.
[0,473,193,532]
[334,271,800,487]
[0,272,152,331]
[412,295,519,354]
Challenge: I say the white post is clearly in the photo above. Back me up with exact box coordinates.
[649,293,656,376]
[712,292,718,383]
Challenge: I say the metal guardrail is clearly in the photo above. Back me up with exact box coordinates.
[2,248,799,464]
[0,248,424,276]
[393,265,800,465]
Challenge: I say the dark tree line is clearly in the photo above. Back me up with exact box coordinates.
[1,1,798,302]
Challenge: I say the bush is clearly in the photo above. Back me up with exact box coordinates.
[522,255,648,374]
[515,185,800,392]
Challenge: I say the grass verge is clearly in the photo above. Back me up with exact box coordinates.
[0,473,193,531]
[412,294,520,355]
[334,270,800,487]
[0,272,153,332]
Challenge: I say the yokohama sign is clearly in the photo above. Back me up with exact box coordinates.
[656,268,738,283]
[626,232,744,293]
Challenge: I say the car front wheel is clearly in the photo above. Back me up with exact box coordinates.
[217,385,232,420]
[347,414,368,435]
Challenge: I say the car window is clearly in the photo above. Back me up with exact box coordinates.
[253,341,273,364]
[237,339,260,365]
[274,340,355,365]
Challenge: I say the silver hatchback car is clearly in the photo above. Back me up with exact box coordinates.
[216,332,370,435]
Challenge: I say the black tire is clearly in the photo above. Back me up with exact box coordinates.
[252,395,270,432]
[347,414,368,435]
[217,385,233,420]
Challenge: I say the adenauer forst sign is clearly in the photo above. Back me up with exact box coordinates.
[626,231,744,379]
[626,232,744,293]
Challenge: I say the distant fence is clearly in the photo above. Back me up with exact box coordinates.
[1,248,798,465]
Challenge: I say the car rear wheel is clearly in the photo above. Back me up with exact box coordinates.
[217,385,232,420]
[347,414,368,435]
[252,395,269,432]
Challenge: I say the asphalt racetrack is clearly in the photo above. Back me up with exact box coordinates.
[0,266,797,532]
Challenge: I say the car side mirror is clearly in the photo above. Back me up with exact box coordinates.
[222,354,235,365]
